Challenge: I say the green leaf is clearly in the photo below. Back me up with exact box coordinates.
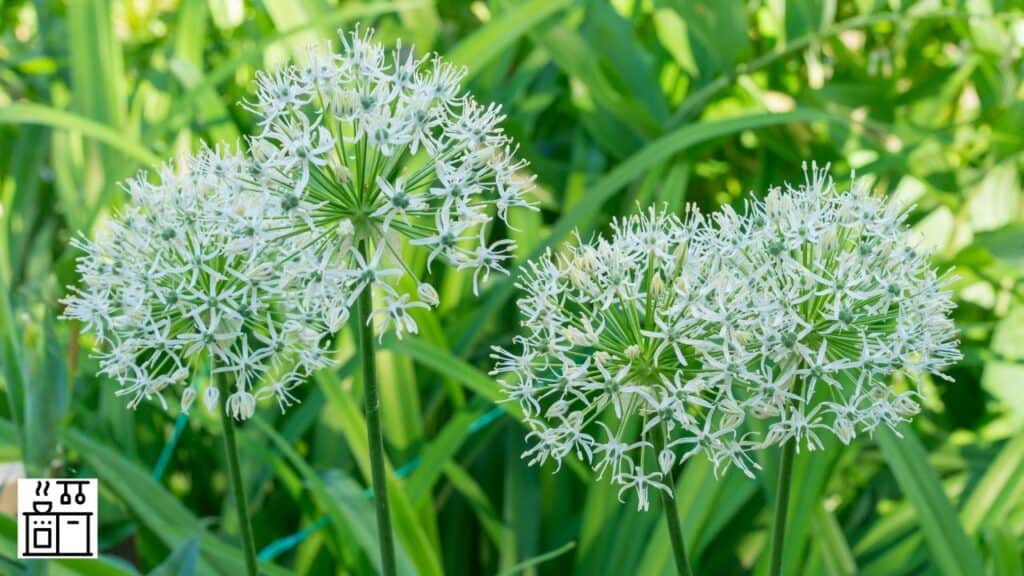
[170,0,240,145]
[65,0,129,227]
[23,315,69,477]
[876,426,985,576]
[252,416,418,575]
[148,537,199,576]
[754,440,842,575]
[404,398,490,504]
[381,336,509,409]
[61,428,292,576]
[983,525,1023,576]
[0,265,27,431]
[1,126,48,285]
[970,224,1024,267]
[383,336,589,482]
[812,506,857,576]
[961,432,1024,533]
[448,0,572,80]
[533,25,660,137]
[666,0,751,75]
[315,370,444,576]
[442,462,503,546]
[634,459,757,572]
[0,104,160,166]
[497,541,576,576]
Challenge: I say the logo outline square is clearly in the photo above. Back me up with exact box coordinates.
[17,478,98,559]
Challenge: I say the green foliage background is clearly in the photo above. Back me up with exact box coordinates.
[1,0,1024,574]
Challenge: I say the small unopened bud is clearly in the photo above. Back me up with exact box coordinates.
[203,386,220,412]
[893,394,920,418]
[649,273,665,296]
[181,387,197,413]
[226,391,256,421]
[326,305,350,333]
[659,448,677,475]
[545,400,570,419]
[834,417,855,445]
[417,283,440,307]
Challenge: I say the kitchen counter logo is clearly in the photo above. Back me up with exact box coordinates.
[17,478,98,559]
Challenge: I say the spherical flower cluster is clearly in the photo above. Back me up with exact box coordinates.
[494,164,960,510]
[62,146,336,420]
[492,207,761,511]
[708,163,960,449]
[241,27,535,337]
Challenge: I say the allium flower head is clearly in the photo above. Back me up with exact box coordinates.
[494,165,961,511]
[707,163,960,451]
[242,27,535,337]
[62,146,335,420]
[492,207,761,510]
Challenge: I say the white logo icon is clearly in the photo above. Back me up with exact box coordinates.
[17,478,98,559]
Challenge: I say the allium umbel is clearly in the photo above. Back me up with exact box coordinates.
[494,165,960,510]
[493,207,756,511]
[62,146,335,419]
[242,28,535,337]
[709,164,960,449]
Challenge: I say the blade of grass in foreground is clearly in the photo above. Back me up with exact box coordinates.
[0,104,160,166]
[811,506,857,576]
[961,432,1024,533]
[316,371,444,576]
[253,417,418,574]
[62,428,293,576]
[448,0,573,81]
[876,426,984,576]
[497,541,576,576]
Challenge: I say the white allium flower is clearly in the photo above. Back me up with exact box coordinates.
[706,163,961,450]
[494,164,961,510]
[62,146,336,420]
[492,207,760,510]
[241,27,536,337]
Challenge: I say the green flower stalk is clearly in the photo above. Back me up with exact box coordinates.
[707,163,961,574]
[239,28,535,574]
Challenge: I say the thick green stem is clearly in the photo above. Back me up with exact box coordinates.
[769,439,796,576]
[769,373,804,576]
[219,376,259,576]
[653,427,694,576]
[356,239,397,576]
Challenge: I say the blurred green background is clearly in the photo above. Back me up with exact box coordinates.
[2,0,1024,574]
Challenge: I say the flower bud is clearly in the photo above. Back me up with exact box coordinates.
[226,391,257,421]
[546,400,570,419]
[417,283,440,307]
[834,416,855,445]
[203,386,220,412]
[659,448,677,475]
[180,387,197,413]
[326,305,351,333]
